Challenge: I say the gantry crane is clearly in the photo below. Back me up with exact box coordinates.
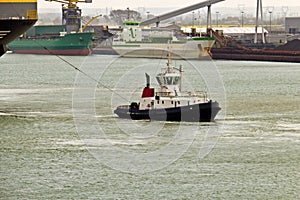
[45,0,92,32]
[140,0,225,27]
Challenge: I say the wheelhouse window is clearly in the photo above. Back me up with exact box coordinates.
[173,76,180,85]
[156,75,181,85]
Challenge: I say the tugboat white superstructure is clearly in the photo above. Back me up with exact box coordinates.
[114,51,221,122]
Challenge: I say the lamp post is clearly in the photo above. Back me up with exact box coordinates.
[268,10,272,33]
[127,7,130,21]
[216,11,219,27]
[238,4,245,27]
[198,10,202,26]
[241,11,244,27]
[267,7,274,33]
[192,11,195,27]
[282,6,288,34]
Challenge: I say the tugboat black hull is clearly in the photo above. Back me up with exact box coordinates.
[114,101,221,122]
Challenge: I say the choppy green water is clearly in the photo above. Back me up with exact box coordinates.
[1,54,299,199]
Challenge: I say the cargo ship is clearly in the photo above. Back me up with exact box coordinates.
[108,0,224,59]
[109,22,215,59]
[0,0,38,56]
[7,0,94,56]
[209,29,300,63]
[8,25,94,55]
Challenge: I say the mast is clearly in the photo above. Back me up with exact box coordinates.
[179,65,182,92]
[167,40,172,72]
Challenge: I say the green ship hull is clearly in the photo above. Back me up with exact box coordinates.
[8,32,94,56]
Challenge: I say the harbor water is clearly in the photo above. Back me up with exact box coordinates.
[1,53,299,199]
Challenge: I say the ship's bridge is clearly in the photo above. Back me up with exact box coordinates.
[156,68,182,97]
[156,72,181,86]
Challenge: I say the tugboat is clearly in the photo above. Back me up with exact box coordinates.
[114,50,221,122]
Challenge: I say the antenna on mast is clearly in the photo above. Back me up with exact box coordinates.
[167,40,172,72]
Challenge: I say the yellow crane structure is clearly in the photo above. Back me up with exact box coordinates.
[45,0,92,32]
[45,0,92,9]
[80,14,102,32]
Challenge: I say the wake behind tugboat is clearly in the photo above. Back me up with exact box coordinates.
[114,50,221,122]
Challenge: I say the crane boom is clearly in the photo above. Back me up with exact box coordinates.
[80,14,102,32]
[140,0,225,26]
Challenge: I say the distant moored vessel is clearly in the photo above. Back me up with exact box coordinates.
[8,25,94,56]
[112,21,215,59]
[7,0,94,56]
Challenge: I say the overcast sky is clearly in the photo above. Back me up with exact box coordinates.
[39,0,299,9]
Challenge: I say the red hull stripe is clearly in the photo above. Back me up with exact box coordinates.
[12,49,91,56]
